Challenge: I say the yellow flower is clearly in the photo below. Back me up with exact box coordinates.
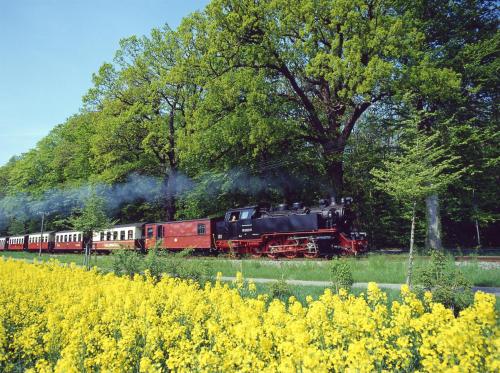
[0,258,497,373]
[248,280,257,293]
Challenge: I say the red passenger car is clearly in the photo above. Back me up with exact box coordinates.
[54,231,84,252]
[144,218,218,251]
[27,232,55,252]
[92,224,145,251]
[8,235,27,251]
[0,237,8,251]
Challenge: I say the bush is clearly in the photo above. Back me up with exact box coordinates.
[112,249,142,278]
[163,249,215,284]
[414,250,473,314]
[269,279,292,302]
[143,247,165,282]
[330,259,354,293]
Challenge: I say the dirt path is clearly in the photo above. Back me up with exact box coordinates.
[221,276,500,296]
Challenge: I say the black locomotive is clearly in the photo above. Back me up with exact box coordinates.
[215,197,367,258]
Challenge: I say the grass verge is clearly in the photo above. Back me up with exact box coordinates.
[1,250,499,286]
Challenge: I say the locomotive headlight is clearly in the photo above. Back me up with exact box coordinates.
[328,211,333,218]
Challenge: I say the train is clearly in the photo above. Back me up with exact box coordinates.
[0,197,368,258]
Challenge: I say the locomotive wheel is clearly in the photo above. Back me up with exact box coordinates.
[283,238,302,259]
[251,249,263,258]
[304,251,319,259]
[267,252,280,259]
[265,238,282,260]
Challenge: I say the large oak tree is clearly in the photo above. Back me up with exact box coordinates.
[200,0,459,194]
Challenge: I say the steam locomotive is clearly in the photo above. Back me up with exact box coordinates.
[0,197,367,258]
[212,197,367,258]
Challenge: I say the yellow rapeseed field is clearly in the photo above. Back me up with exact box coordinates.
[0,258,498,372]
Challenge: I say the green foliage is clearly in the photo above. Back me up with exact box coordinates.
[344,116,415,248]
[162,249,215,284]
[112,249,142,278]
[114,247,216,284]
[200,0,462,194]
[143,246,165,282]
[7,219,25,236]
[329,259,354,293]
[69,192,113,236]
[269,279,293,303]
[370,119,464,282]
[371,119,463,205]
[414,251,473,314]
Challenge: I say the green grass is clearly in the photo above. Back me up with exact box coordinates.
[2,250,499,287]
[457,262,500,287]
[1,251,115,269]
[200,254,499,286]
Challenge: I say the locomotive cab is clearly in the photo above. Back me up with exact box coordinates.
[225,206,258,222]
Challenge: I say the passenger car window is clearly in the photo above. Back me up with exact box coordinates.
[120,231,125,240]
[147,227,154,238]
[128,230,133,240]
[197,223,206,235]
[157,226,163,238]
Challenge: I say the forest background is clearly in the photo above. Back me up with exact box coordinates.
[0,0,498,249]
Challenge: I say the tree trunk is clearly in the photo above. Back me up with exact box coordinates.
[165,104,177,222]
[323,141,345,198]
[472,189,481,248]
[475,219,481,248]
[83,243,91,270]
[327,160,344,199]
[165,172,176,221]
[425,193,442,250]
[407,201,417,287]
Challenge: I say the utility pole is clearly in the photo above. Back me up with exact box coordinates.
[38,212,45,258]
[406,201,417,288]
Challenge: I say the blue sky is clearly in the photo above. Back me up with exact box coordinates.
[0,0,209,166]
